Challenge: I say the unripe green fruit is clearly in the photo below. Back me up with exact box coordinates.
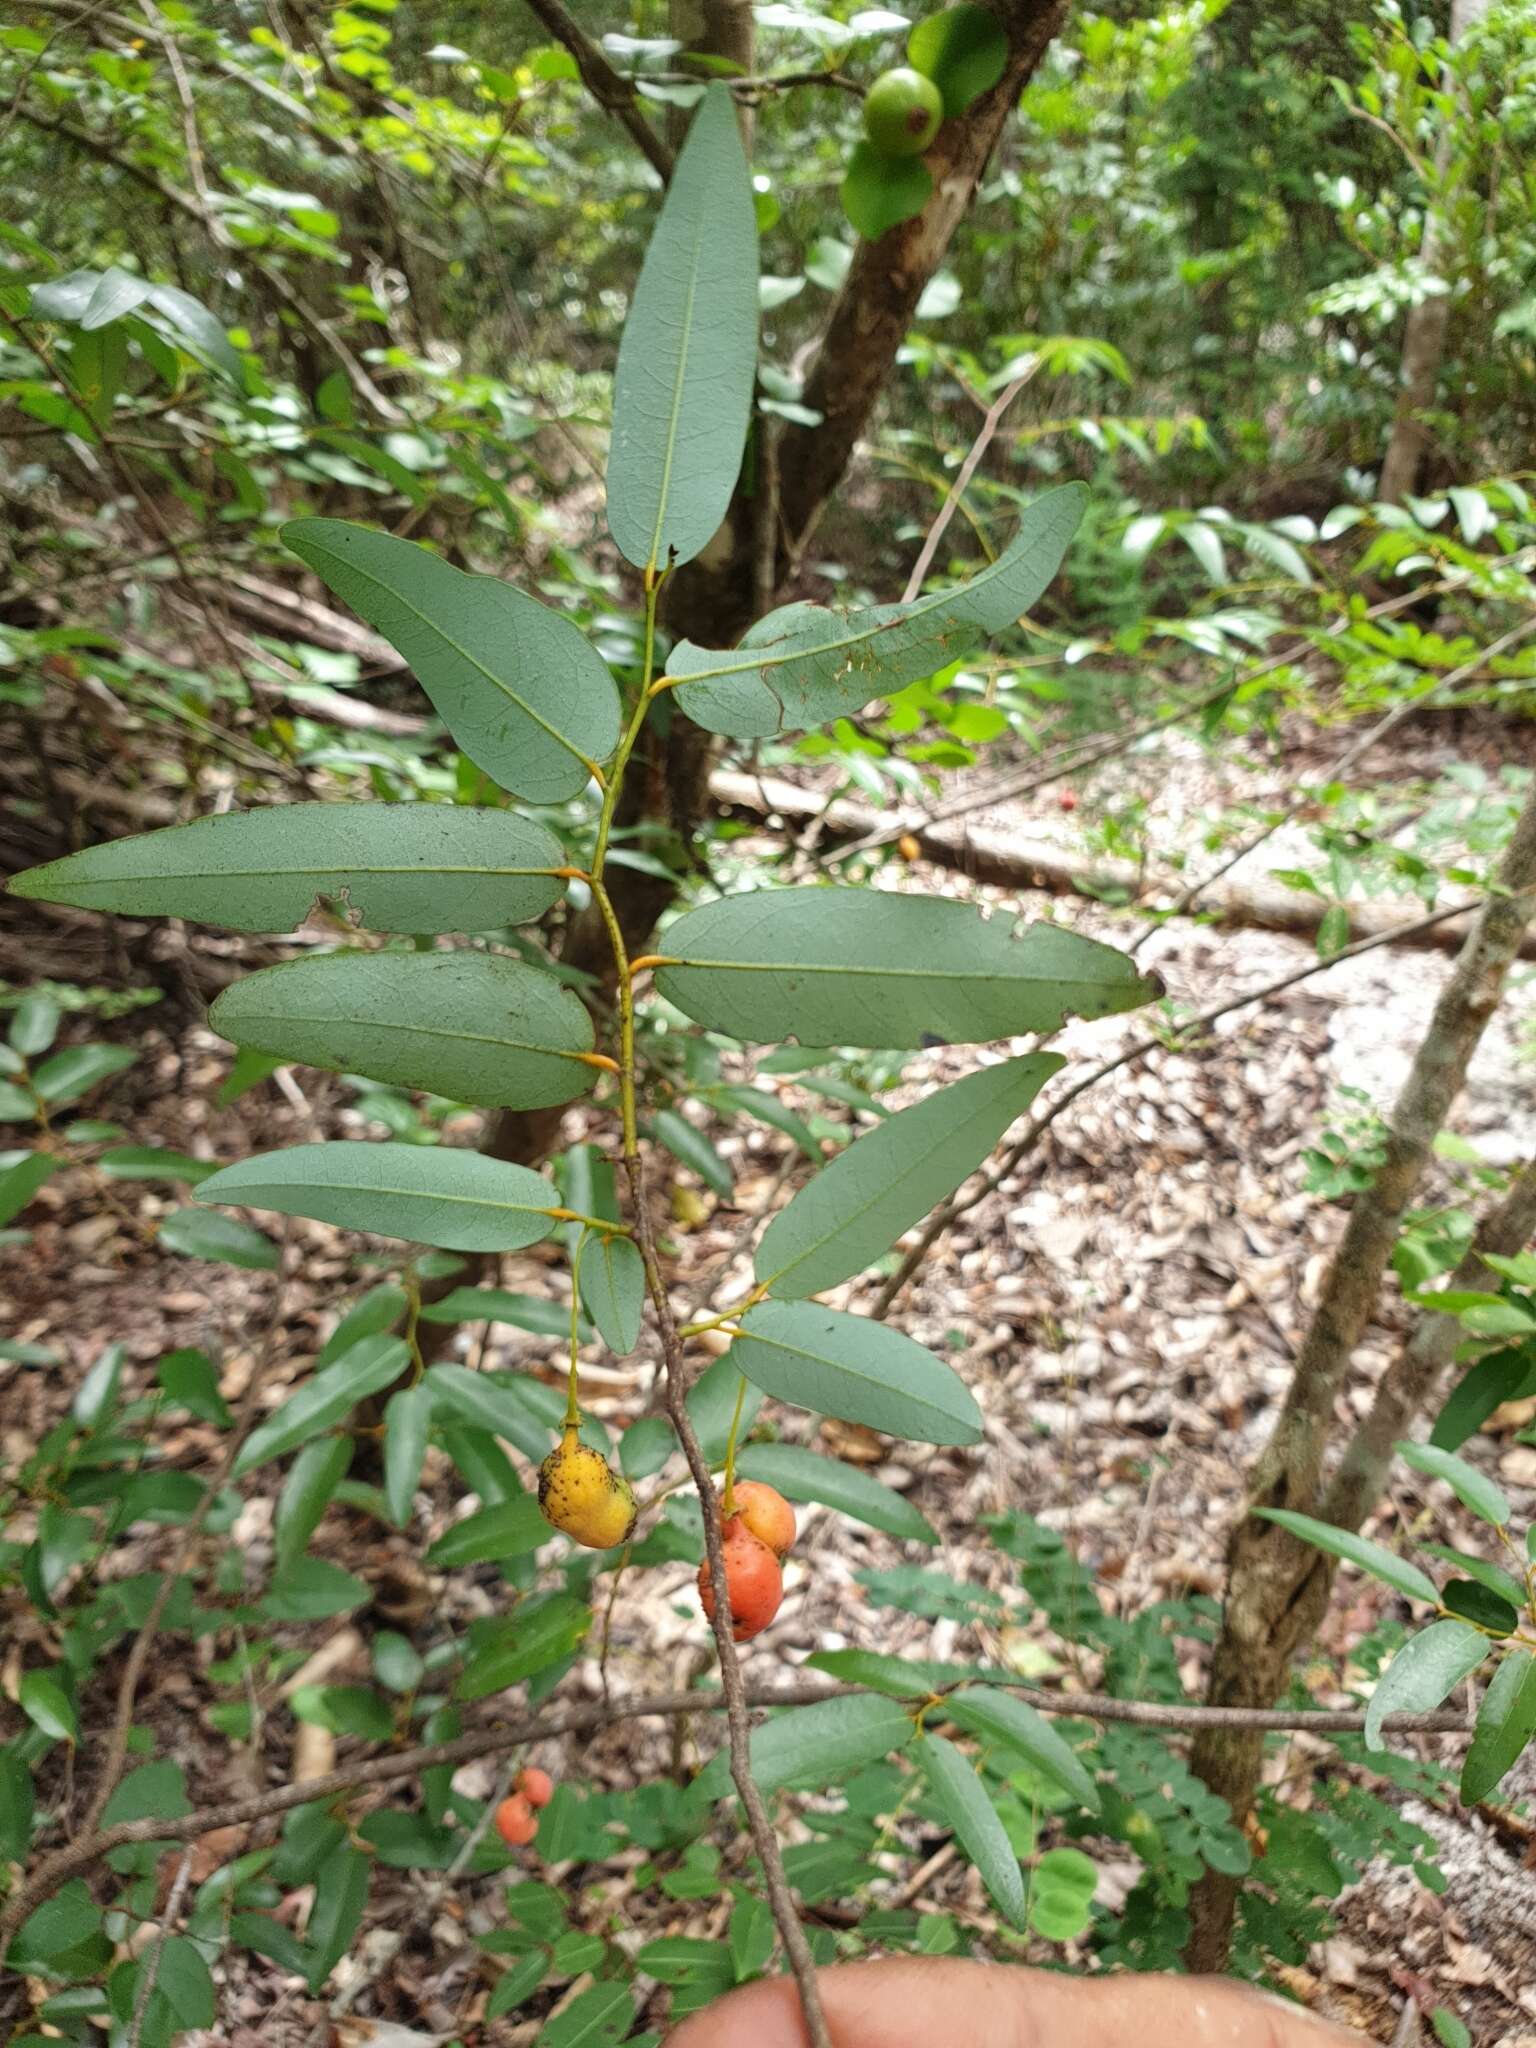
[863,67,944,157]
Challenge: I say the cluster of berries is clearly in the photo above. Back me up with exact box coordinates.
[697,1481,796,1644]
[494,1765,555,1847]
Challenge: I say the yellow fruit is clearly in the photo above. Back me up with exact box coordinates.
[537,1427,639,1549]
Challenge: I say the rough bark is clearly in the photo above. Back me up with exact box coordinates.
[1184,774,1536,1972]
[1376,0,1491,504]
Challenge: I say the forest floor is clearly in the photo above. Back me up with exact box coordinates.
[5,715,1536,2046]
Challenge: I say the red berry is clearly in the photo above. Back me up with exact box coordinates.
[731,1481,796,1559]
[517,1766,554,1809]
[494,1793,538,1847]
[1058,788,1078,811]
[698,1517,784,1643]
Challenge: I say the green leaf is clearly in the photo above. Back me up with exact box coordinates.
[141,280,243,384]
[30,1044,135,1104]
[153,1937,216,2028]
[908,3,1008,114]
[1460,1647,1536,1803]
[944,1687,1101,1813]
[305,1842,369,1991]
[420,1286,581,1337]
[0,1750,34,1860]
[650,1107,733,1198]
[1431,2013,1472,2048]
[1440,1579,1518,1635]
[10,995,61,1055]
[71,1342,123,1429]
[0,1081,37,1121]
[156,1347,231,1426]
[1395,1440,1511,1526]
[842,142,931,240]
[1421,1545,1525,1610]
[101,1761,191,1829]
[233,1335,408,1476]
[428,1364,553,1461]
[735,1444,937,1543]
[456,1594,591,1699]
[534,1980,634,2047]
[7,1880,110,1977]
[197,1142,563,1253]
[275,1435,355,1564]
[158,1206,279,1270]
[728,1892,774,1981]
[98,1147,215,1184]
[697,1694,915,1802]
[371,1631,425,1694]
[319,1284,409,1367]
[0,1151,54,1226]
[485,1950,547,2020]
[261,1556,371,1622]
[290,1684,396,1742]
[655,890,1155,1048]
[383,1384,431,1527]
[673,489,1087,740]
[212,951,597,1112]
[1364,1620,1488,1752]
[426,1496,549,1566]
[1030,1846,1098,1941]
[607,85,757,573]
[620,1414,675,1480]
[9,804,568,934]
[1431,1348,1536,1451]
[579,1230,646,1355]
[283,523,619,803]
[756,1053,1061,1296]
[1251,1508,1439,1606]
[19,1669,76,1742]
[919,1732,1025,1926]
[732,1300,982,1445]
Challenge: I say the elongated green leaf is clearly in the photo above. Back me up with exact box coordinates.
[1460,1647,1536,1803]
[607,85,757,572]
[701,1694,915,1802]
[944,1687,1101,1812]
[428,1365,556,1461]
[234,1336,407,1476]
[757,1053,1061,1297]
[1395,1440,1511,1526]
[732,1300,982,1446]
[305,1842,369,1991]
[275,1436,355,1565]
[535,1980,635,2048]
[383,1384,432,1528]
[735,1443,937,1543]
[1421,1545,1526,1610]
[1432,1349,1536,1451]
[19,1669,76,1742]
[420,1286,585,1339]
[650,1107,733,1198]
[0,1151,55,1227]
[805,1649,994,1696]
[283,522,620,802]
[1364,1620,1487,1752]
[457,1593,591,1698]
[158,1207,279,1271]
[426,1496,548,1566]
[198,1142,562,1253]
[579,1230,645,1356]
[655,890,1156,1048]
[674,486,1087,739]
[919,1732,1025,1925]
[32,1044,134,1103]
[1252,1508,1439,1606]
[8,804,568,934]
[320,1284,409,1367]
[212,950,596,1112]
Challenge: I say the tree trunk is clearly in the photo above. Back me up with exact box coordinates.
[1184,773,1536,1973]
[1376,0,1490,504]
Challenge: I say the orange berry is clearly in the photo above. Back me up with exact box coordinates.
[730,1481,795,1559]
[698,1517,783,1643]
[897,832,922,862]
[494,1793,538,1847]
[517,1766,554,1809]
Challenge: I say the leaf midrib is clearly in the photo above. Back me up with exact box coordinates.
[228,1009,591,1066]
[740,1316,974,1428]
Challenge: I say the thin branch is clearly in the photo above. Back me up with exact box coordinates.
[871,897,1484,1316]
[1,1676,1476,1944]
[126,1849,194,2048]
[520,0,673,183]
[901,362,1041,603]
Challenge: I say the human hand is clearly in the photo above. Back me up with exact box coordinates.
[667,1957,1364,2046]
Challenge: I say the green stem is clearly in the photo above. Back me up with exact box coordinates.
[721,1372,749,1517]
[565,1230,589,1428]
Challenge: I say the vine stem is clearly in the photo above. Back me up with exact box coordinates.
[586,572,834,2048]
